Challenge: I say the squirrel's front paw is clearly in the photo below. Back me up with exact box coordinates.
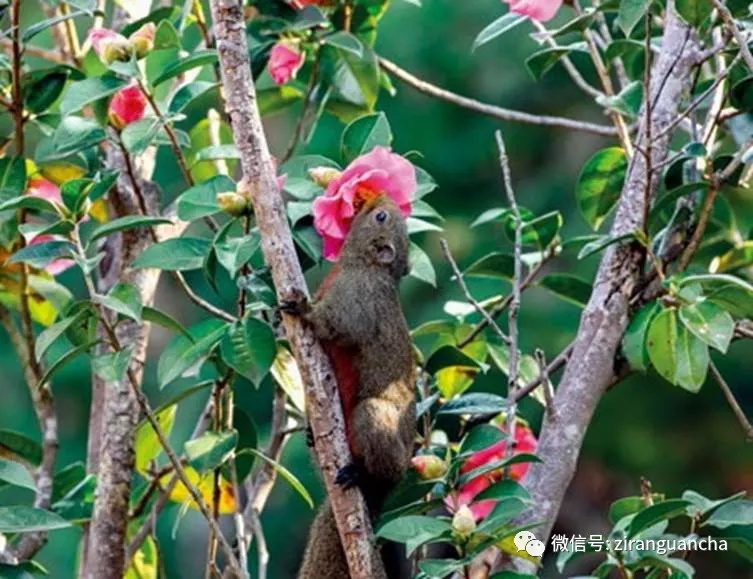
[277,289,311,317]
[334,463,360,490]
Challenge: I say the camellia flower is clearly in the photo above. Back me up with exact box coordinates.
[445,422,537,521]
[89,28,132,65]
[503,0,563,22]
[311,146,415,261]
[452,505,477,538]
[108,85,148,130]
[24,177,75,276]
[268,41,306,85]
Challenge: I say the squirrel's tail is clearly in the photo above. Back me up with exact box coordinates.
[298,499,397,579]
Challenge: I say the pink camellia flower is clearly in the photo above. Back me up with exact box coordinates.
[27,176,62,206]
[411,454,448,480]
[445,422,537,521]
[311,146,415,261]
[503,0,563,22]
[108,85,147,130]
[25,234,75,276]
[268,41,306,85]
[129,22,155,58]
[88,27,132,64]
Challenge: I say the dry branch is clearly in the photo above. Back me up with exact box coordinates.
[208,0,384,577]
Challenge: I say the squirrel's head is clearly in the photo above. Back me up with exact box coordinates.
[339,195,409,279]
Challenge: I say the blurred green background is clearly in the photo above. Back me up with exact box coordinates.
[2,0,752,577]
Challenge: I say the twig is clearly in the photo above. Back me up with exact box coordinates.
[711,0,753,71]
[531,20,604,100]
[209,1,383,577]
[282,57,320,163]
[0,39,66,63]
[1,308,58,561]
[495,131,523,459]
[125,477,179,562]
[248,511,269,579]
[513,342,573,403]
[138,79,195,188]
[710,362,753,441]
[456,247,556,349]
[439,239,510,346]
[676,181,719,270]
[534,348,555,417]
[378,57,617,137]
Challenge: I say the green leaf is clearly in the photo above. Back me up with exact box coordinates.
[458,424,507,456]
[88,215,172,244]
[134,405,176,473]
[617,0,652,36]
[38,342,96,386]
[59,76,128,116]
[22,8,89,42]
[376,515,452,554]
[176,175,235,221]
[627,499,693,537]
[35,307,92,362]
[215,233,261,276]
[646,308,709,392]
[472,13,527,51]
[121,118,164,155]
[233,409,258,481]
[477,497,528,533]
[9,240,75,269]
[683,489,746,518]
[437,393,506,415]
[168,81,219,114]
[341,112,392,162]
[730,76,753,113]
[193,144,240,164]
[0,459,35,491]
[526,43,588,81]
[535,274,591,307]
[91,347,133,383]
[133,237,211,270]
[609,496,645,524]
[50,117,107,159]
[323,31,363,57]
[219,317,277,386]
[577,231,635,259]
[52,461,87,502]
[152,49,218,86]
[270,347,306,413]
[408,242,436,287]
[0,431,42,466]
[464,252,514,280]
[576,147,628,231]
[418,559,466,578]
[142,306,192,339]
[185,430,238,473]
[596,80,643,118]
[154,19,181,50]
[244,448,313,508]
[678,301,734,353]
[95,283,143,322]
[622,302,659,371]
[0,506,71,533]
[325,44,380,110]
[675,0,712,26]
[24,70,69,114]
[157,320,228,388]
[257,86,305,116]
[704,499,753,529]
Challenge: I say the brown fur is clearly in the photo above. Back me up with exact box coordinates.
[298,196,416,579]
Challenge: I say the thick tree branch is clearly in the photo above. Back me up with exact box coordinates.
[504,3,700,570]
[208,1,384,578]
[378,57,618,137]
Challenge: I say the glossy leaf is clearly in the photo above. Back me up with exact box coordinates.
[95,283,143,322]
[622,302,659,371]
[576,147,628,231]
[0,507,71,533]
[678,301,734,353]
[472,13,526,51]
[133,237,212,270]
[219,317,276,386]
[341,112,392,162]
[59,76,128,116]
[185,430,238,473]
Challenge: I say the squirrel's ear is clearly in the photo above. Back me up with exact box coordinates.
[375,241,396,264]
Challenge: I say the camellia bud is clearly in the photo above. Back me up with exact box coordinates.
[108,85,147,131]
[410,455,448,480]
[308,166,341,188]
[217,192,252,217]
[452,505,477,538]
[129,23,155,59]
[101,36,133,65]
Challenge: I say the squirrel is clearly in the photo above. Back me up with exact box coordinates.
[287,195,416,579]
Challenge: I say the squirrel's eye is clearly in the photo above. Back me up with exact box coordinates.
[374,209,388,223]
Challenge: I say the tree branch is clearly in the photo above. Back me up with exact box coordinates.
[208,1,385,578]
[710,362,753,441]
[378,57,618,137]
[502,4,700,570]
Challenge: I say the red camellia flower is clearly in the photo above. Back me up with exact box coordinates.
[503,0,563,22]
[88,27,132,64]
[24,177,75,276]
[268,41,306,85]
[445,422,538,521]
[291,0,334,7]
[108,85,147,130]
[311,146,415,261]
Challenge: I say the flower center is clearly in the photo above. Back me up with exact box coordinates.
[353,185,381,215]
